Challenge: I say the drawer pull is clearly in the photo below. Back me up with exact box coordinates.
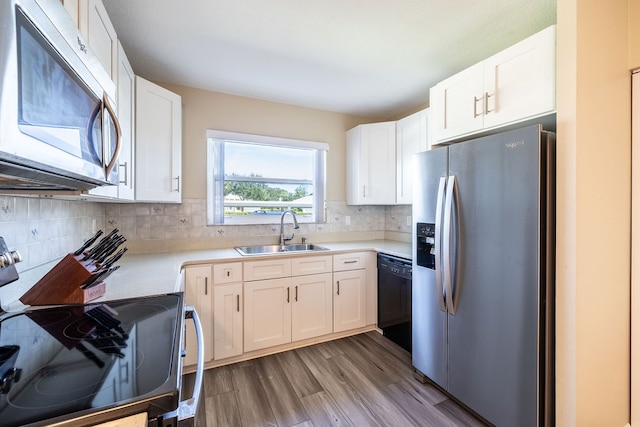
[337,281,340,295]
[295,285,298,302]
[236,294,240,312]
[204,277,208,295]
[287,287,290,303]
[344,260,358,264]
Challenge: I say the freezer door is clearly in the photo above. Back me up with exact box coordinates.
[446,125,544,426]
[411,148,448,389]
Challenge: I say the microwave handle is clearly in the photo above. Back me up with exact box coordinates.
[102,94,122,180]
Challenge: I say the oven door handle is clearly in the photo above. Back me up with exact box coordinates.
[174,306,204,426]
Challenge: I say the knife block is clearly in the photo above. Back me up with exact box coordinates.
[20,253,106,306]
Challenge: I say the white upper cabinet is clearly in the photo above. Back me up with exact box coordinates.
[430,25,556,144]
[346,121,396,205]
[61,0,80,26]
[78,0,118,83]
[87,41,135,200]
[135,77,182,203]
[115,42,135,200]
[396,108,429,204]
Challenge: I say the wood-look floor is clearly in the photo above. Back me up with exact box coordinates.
[183,332,487,427]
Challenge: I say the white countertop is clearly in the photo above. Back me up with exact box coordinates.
[99,239,411,302]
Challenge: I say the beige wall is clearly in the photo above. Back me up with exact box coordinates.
[631,0,640,68]
[556,0,632,425]
[155,84,376,203]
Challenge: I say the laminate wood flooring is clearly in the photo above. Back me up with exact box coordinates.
[183,332,487,427]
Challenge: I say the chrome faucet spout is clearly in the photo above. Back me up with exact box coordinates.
[279,210,300,247]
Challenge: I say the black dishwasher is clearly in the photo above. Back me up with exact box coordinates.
[377,253,412,352]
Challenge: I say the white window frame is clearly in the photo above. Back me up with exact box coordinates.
[206,130,328,225]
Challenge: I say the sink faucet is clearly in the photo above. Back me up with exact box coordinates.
[279,210,299,247]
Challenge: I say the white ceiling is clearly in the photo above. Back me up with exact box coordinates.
[102,0,556,119]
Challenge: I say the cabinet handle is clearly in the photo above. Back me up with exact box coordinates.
[344,260,358,264]
[174,176,180,192]
[473,95,483,118]
[362,185,367,197]
[118,162,128,185]
[337,281,340,296]
[226,270,231,277]
[204,277,208,295]
[484,92,494,113]
[287,287,290,303]
[295,285,298,302]
[103,93,122,182]
[236,294,240,312]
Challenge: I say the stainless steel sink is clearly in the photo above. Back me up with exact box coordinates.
[235,243,329,256]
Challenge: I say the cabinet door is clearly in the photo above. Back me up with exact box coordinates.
[213,282,243,360]
[291,272,333,341]
[61,0,80,26]
[333,269,367,333]
[115,42,135,200]
[244,277,292,352]
[184,266,213,365]
[346,122,396,205]
[135,76,182,203]
[396,108,429,204]
[482,25,556,129]
[431,62,484,142]
[79,0,117,81]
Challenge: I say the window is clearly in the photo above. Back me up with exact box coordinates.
[207,130,328,225]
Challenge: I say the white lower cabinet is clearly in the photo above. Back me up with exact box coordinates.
[184,265,213,366]
[213,282,243,360]
[291,272,333,341]
[212,262,243,360]
[333,252,369,333]
[243,255,334,352]
[184,252,374,366]
[333,268,367,333]
[244,277,292,352]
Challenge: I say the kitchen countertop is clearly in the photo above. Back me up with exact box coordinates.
[99,239,411,302]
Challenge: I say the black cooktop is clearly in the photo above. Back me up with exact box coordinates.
[0,293,184,427]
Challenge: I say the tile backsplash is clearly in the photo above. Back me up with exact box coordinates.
[0,196,105,273]
[0,196,411,269]
[104,199,412,252]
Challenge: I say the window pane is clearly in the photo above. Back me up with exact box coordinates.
[207,133,327,226]
[225,142,314,181]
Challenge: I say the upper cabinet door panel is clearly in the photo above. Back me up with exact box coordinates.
[482,25,556,129]
[346,121,396,205]
[431,62,484,141]
[79,0,117,82]
[135,77,182,203]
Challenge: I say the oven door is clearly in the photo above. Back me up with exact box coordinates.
[153,306,205,427]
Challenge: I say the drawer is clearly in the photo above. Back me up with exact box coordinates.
[291,255,333,276]
[244,258,292,281]
[333,252,368,271]
[213,262,243,284]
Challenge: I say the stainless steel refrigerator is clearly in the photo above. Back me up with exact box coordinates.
[412,124,554,426]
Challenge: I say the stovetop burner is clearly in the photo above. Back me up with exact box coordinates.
[0,293,184,427]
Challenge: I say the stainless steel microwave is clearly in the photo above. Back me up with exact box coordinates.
[0,0,121,191]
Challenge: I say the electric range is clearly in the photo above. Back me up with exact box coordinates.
[0,292,202,426]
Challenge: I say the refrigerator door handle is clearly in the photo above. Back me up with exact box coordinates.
[435,176,447,312]
[443,175,459,315]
